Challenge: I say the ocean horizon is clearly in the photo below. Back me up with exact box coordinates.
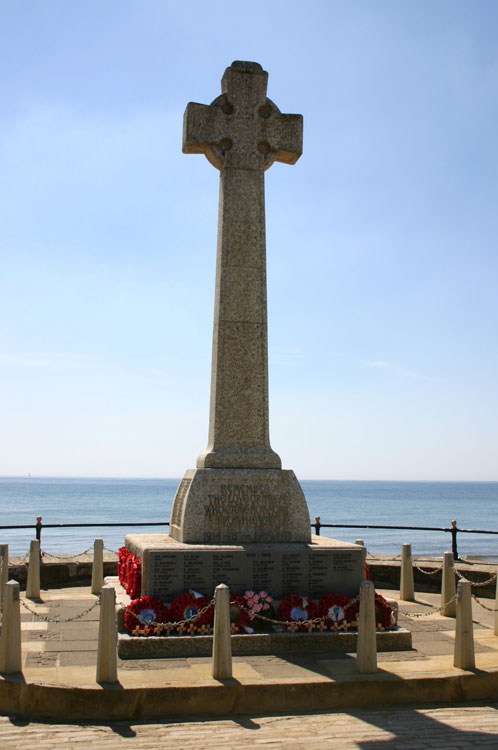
[1,476,497,559]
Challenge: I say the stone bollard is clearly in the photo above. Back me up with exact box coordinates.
[400,543,415,601]
[96,583,118,683]
[91,538,104,596]
[0,580,22,673]
[454,580,475,670]
[357,580,377,674]
[26,539,41,600]
[494,566,498,637]
[0,544,8,611]
[212,583,232,680]
[441,551,457,617]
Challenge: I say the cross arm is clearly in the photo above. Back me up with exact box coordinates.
[269,113,303,166]
[183,102,218,154]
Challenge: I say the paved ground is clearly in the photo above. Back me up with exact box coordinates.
[2,566,498,746]
[1,703,498,748]
[15,581,498,682]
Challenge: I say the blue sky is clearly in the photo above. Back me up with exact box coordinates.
[1,1,497,480]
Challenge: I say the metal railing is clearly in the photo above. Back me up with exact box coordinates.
[1,516,497,561]
[312,517,498,560]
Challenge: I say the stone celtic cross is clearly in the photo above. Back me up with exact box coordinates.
[170,61,310,544]
[183,60,303,470]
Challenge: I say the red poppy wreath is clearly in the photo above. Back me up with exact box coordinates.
[170,591,214,634]
[318,594,353,631]
[124,596,170,636]
[228,592,253,634]
[278,594,319,631]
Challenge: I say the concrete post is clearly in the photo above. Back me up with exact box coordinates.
[454,580,475,670]
[96,583,117,683]
[494,566,498,637]
[0,580,22,673]
[91,538,104,596]
[212,583,232,679]
[0,544,8,611]
[357,580,377,674]
[441,551,457,617]
[26,539,41,600]
[400,543,415,601]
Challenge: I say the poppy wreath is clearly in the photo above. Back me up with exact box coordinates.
[278,594,319,632]
[229,592,253,634]
[118,547,128,587]
[374,593,395,630]
[128,557,142,600]
[118,547,134,591]
[318,594,353,631]
[124,596,170,636]
[170,592,214,634]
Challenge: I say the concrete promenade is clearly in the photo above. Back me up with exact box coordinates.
[1,567,498,745]
[1,702,498,748]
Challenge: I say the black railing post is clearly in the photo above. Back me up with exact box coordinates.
[314,516,321,536]
[36,516,42,544]
[451,519,459,561]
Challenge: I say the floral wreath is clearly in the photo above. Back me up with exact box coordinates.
[375,593,395,630]
[124,596,170,636]
[319,593,354,631]
[229,592,253,634]
[170,591,214,635]
[278,594,319,632]
[118,547,142,600]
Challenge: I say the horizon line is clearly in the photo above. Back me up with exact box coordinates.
[1,475,497,484]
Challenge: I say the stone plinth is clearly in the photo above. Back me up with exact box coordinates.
[169,468,310,544]
[118,627,412,659]
[125,534,365,601]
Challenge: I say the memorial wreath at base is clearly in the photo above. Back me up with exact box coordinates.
[123,587,395,637]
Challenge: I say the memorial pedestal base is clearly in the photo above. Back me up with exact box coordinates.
[169,468,311,544]
[125,534,366,601]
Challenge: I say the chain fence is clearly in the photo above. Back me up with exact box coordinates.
[19,596,101,623]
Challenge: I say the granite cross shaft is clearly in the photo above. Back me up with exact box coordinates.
[183,60,302,470]
[170,61,310,544]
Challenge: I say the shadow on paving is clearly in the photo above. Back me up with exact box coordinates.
[6,701,498,745]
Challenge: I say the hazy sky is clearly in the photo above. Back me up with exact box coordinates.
[1,1,497,480]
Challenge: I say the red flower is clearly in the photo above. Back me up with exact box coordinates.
[170,592,214,632]
[124,596,170,636]
[278,594,319,632]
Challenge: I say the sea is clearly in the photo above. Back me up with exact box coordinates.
[0,477,497,560]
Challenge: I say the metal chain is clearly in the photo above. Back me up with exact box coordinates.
[20,596,100,623]
[452,565,496,587]
[472,593,498,613]
[247,594,362,628]
[123,595,364,632]
[8,554,29,564]
[41,547,93,560]
[104,545,119,554]
[412,562,442,576]
[399,591,460,618]
[365,550,401,561]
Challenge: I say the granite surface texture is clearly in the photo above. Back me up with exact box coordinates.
[125,534,366,600]
[171,60,308,543]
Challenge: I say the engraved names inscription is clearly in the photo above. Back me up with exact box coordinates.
[147,546,362,601]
